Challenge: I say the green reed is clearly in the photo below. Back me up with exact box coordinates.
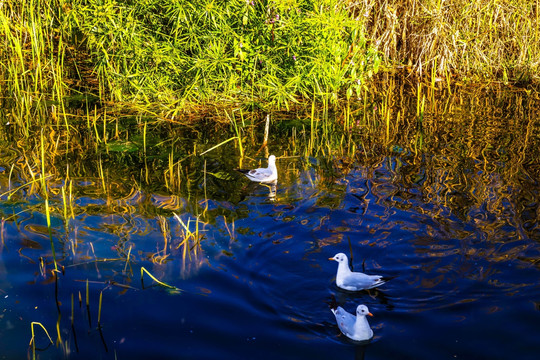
[29,321,53,360]
[140,266,179,290]
[21,0,377,113]
[97,290,103,327]
[0,0,72,125]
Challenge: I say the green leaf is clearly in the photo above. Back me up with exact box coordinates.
[106,141,140,152]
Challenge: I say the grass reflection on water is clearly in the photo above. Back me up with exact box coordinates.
[0,85,539,359]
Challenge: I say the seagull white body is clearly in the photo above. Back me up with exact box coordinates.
[237,155,277,183]
[329,253,385,291]
[332,304,374,341]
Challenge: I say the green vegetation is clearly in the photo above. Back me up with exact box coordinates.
[76,0,379,108]
[29,321,53,360]
[2,0,538,123]
[1,0,381,121]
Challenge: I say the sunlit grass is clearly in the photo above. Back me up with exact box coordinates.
[152,215,171,265]
[355,0,540,82]
[29,321,53,360]
[1,0,381,121]
[140,266,180,291]
[1,0,538,145]
[174,214,203,258]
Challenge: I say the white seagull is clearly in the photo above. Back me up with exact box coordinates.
[329,253,386,291]
[236,155,277,183]
[331,304,374,341]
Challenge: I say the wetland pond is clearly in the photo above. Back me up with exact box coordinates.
[0,87,539,359]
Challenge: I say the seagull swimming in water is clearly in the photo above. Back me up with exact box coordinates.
[329,253,386,291]
[236,155,277,183]
[331,304,374,342]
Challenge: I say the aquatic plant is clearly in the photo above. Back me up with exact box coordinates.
[29,321,53,360]
[141,266,179,290]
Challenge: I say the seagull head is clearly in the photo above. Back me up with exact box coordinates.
[356,305,373,317]
[268,155,276,164]
[328,253,348,263]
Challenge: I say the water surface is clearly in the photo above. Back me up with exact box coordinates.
[0,93,539,359]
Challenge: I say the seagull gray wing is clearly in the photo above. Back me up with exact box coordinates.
[332,307,356,337]
[246,167,272,179]
[341,272,385,290]
[244,166,276,183]
[235,155,277,183]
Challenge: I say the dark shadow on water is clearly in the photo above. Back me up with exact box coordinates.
[332,328,372,360]
[328,285,395,312]
[354,344,369,360]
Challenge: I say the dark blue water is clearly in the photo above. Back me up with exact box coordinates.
[0,151,539,359]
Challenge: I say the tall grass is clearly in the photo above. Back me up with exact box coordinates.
[0,0,72,127]
[354,0,540,83]
[2,0,538,124]
[72,0,379,111]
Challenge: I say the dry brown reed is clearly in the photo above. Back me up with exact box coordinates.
[349,0,540,84]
